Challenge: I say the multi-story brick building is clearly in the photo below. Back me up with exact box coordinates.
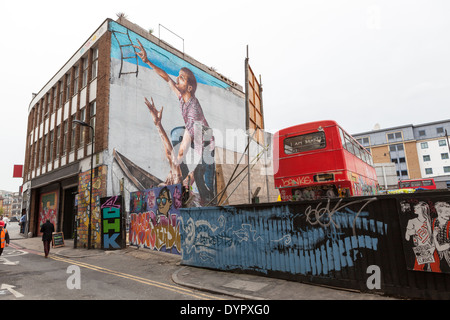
[22,17,277,248]
[353,119,450,189]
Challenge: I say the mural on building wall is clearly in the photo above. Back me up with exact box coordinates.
[78,166,107,248]
[180,197,386,276]
[129,184,182,254]
[38,191,58,236]
[108,21,244,207]
[100,195,124,250]
[399,197,450,273]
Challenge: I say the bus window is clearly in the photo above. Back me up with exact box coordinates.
[411,181,422,187]
[399,181,411,188]
[284,131,326,154]
[423,180,433,186]
[339,127,347,150]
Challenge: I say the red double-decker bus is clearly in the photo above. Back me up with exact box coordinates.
[273,120,379,201]
[398,178,436,190]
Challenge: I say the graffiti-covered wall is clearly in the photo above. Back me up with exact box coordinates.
[129,184,183,254]
[179,192,450,299]
[107,20,245,207]
[77,165,108,248]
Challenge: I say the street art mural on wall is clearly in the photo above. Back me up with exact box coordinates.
[38,191,58,236]
[101,195,124,250]
[399,197,450,273]
[108,21,245,207]
[129,184,183,254]
[78,166,107,248]
[180,197,386,276]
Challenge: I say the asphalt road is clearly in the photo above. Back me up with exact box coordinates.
[1,230,229,301]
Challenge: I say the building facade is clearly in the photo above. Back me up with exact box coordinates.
[22,17,277,248]
[353,119,450,189]
[0,191,23,219]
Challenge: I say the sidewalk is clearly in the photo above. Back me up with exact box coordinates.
[9,226,397,300]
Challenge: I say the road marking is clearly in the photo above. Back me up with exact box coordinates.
[0,257,19,265]
[0,284,24,298]
[49,255,224,300]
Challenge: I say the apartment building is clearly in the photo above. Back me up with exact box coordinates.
[353,119,450,189]
[0,191,22,219]
[22,17,275,248]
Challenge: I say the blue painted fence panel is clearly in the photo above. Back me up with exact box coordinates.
[179,192,450,299]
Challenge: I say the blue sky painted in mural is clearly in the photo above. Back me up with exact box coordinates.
[109,21,230,90]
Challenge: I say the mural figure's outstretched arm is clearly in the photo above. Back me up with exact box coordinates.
[144,97,182,185]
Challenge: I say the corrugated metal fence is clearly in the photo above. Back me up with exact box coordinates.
[179,191,450,299]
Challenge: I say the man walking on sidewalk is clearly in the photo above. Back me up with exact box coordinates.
[40,219,54,258]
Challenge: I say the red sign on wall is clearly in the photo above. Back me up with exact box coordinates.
[13,165,23,178]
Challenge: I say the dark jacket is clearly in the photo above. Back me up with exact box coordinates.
[40,221,55,242]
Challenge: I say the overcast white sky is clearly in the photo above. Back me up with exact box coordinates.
[1,0,449,192]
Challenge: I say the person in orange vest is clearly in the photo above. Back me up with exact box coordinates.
[0,220,10,256]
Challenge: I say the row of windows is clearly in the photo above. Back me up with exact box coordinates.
[31,48,98,128]
[30,102,96,171]
[420,140,447,149]
[425,167,450,175]
[357,127,448,146]
[423,153,449,162]
[27,46,99,175]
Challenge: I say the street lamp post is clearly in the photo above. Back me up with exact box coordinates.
[73,119,94,249]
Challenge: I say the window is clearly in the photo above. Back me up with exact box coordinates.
[52,87,57,111]
[425,168,433,175]
[63,121,68,155]
[44,94,49,118]
[418,130,426,137]
[65,73,71,101]
[388,131,402,142]
[40,138,44,166]
[82,57,89,87]
[73,65,79,93]
[439,140,447,147]
[89,101,96,143]
[49,131,53,163]
[356,137,370,147]
[444,166,450,173]
[80,108,86,145]
[92,47,98,79]
[423,155,431,162]
[442,153,449,160]
[71,115,76,150]
[55,126,60,157]
[437,127,444,134]
[59,81,63,108]
[390,143,404,152]
[421,142,428,149]
[284,131,326,154]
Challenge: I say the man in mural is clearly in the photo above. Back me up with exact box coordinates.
[405,201,441,272]
[432,202,450,272]
[133,39,216,205]
[155,187,173,223]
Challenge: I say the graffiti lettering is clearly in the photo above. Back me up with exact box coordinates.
[281,176,312,187]
[100,196,123,250]
[129,184,183,254]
